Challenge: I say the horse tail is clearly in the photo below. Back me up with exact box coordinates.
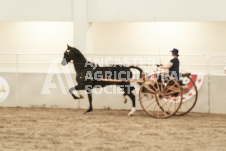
[129,66,143,79]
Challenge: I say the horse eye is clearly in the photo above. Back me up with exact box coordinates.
[66,50,70,53]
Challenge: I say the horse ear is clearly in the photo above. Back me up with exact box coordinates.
[67,44,69,47]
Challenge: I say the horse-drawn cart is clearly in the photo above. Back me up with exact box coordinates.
[101,69,198,119]
[62,45,198,118]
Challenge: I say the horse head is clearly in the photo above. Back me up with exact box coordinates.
[61,44,86,66]
[61,44,73,65]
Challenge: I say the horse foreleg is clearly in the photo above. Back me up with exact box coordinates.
[122,95,128,104]
[84,91,93,114]
[69,86,84,99]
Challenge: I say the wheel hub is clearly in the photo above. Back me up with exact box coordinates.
[157,93,164,99]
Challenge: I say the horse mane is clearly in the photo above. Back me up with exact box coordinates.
[69,46,87,63]
[70,46,97,67]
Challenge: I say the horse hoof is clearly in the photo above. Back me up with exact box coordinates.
[72,95,84,99]
[128,113,133,116]
[73,96,79,99]
[84,111,89,114]
[79,95,84,99]
[124,99,127,104]
[128,107,136,116]
[84,109,93,114]
[123,96,127,104]
[72,94,80,99]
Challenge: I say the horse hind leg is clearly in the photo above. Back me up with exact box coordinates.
[127,93,136,116]
[123,85,136,116]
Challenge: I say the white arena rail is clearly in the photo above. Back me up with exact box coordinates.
[0,53,214,113]
[207,54,226,113]
[0,53,209,72]
[208,54,226,74]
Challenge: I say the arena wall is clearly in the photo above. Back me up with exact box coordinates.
[1,0,226,53]
[0,72,225,114]
[0,0,72,21]
[1,0,226,22]
[87,0,226,22]
[210,75,226,114]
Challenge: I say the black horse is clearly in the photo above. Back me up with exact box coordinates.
[61,45,143,116]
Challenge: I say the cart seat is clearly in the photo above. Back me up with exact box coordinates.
[181,72,191,78]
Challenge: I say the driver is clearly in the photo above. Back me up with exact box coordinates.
[160,48,180,80]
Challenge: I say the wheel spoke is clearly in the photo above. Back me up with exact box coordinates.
[182,101,190,109]
[164,99,171,113]
[167,100,173,113]
[164,83,177,93]
[161,99,169,108]
[179,104,183,112]
[159,99,168,116]
[141,98,154,102]
[163,108,167,115]
[142,92,153,95]
[157,100,160,116]
[152,101,158,113]
[187,98,196,103]
[146,77,159,93]
[165,91,179,96]
[156,81,160,93]
[149,82,158,92]
[143,84,156,94]
[145,100,156,109]
[163,78,170,91]
[160,80,164,92]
